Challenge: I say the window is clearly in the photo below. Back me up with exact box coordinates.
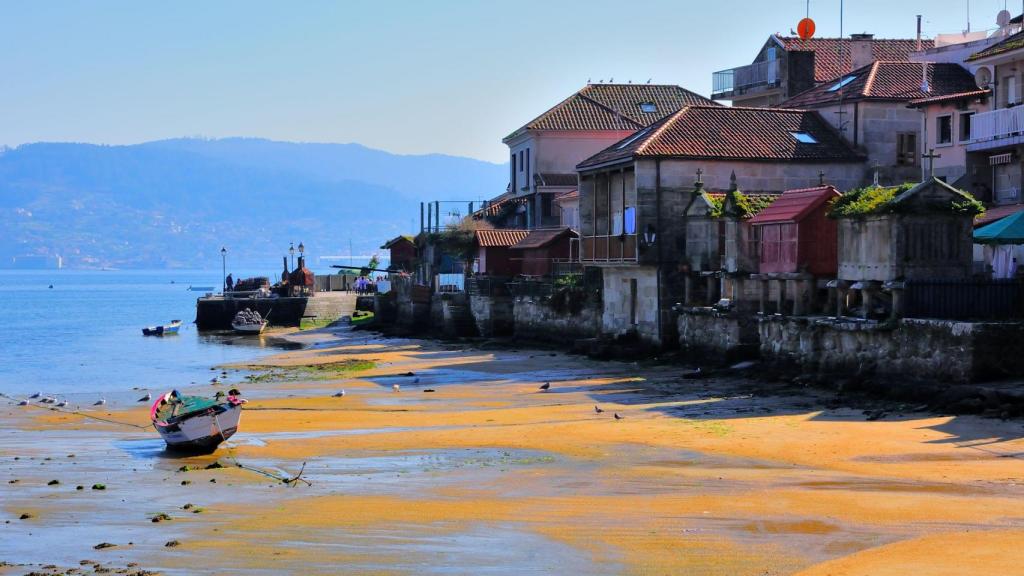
[616,125,654,149]
[936,115,953,145]
[959,112,974,142]
[790,131,818,144]
[639,102,657,113]
[1006,76,1018,105]
[510,152,516,191]
[525,148,530,182]
[518,150,524,171]
[896,132,918,165]
[827,76,857,92]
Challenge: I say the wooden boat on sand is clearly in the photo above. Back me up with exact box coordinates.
[151,390,246,452]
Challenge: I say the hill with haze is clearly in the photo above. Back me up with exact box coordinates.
[0,138,507,270]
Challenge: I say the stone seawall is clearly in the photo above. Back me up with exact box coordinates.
[758,316,1024,383]
[512,296,601,343]
[677,308,759,362]
[469,295,515,337]
[195,292,354,330]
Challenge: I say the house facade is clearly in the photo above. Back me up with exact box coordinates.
[782,61,981,186]
[576,105,866,346]
[712,34,932,107]
[498,83,716,229]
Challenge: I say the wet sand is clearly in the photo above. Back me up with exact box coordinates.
[3,326,1024,575]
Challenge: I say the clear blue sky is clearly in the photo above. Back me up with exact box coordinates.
[0,0,1014,162]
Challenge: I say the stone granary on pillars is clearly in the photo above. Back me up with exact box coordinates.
[576,105,865,346]
[829,177,983,318]
[748,185,842,316]
[716,175,780,312]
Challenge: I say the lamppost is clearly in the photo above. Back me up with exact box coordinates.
[220,247,227,295]
[298,242,305,266]
[289,242,295,270]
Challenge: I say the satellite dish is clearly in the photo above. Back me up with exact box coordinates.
[997,9,1012,27]
[975,66,993,89]
[797,17,816,40]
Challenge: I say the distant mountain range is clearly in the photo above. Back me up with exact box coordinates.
[0,138,507,270]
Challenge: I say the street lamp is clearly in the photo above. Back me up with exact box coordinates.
[298,242,305,266]
[289,242,295,270]
[220,247,227,295]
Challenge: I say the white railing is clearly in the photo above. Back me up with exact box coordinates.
[712,60,780,94]
[970,106,1024,142]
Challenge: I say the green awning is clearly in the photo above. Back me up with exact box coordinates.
[974,210,1024,245]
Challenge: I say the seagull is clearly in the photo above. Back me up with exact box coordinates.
[210,377,219,384]
[18,399,30,406]
[333,390,346,397]
[423,389,435,393]
[137,393,151,402]
[614,413,623,420]
[56,398,68,408]
[41,397,56,404]
[392,384,400,393]
[594,406,604,414]
[94,398,106,406]
[413,377,420,384]
[30,392,41,399]
[539,382,550,391]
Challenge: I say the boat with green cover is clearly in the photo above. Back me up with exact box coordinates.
[150,389,246,452]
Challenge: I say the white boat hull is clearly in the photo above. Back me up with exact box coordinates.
[231,321,267,334]
[154,404,242,451]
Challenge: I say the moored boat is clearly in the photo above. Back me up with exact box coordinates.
[142,320,182,336]
[232,308,268,334]
[151,390,246,452]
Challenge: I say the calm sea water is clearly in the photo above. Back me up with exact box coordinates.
[0,269,290,397]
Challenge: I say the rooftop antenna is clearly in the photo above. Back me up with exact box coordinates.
[916,15,922,51]
[966,0,971,33]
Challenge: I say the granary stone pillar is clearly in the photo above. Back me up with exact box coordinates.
[788,278,804,316]
[774,277,787,316]
[886,281,905,320]
[835,280,850,318]
[684,274,694,306]
[757,275,769,314]
[704,273,719,305]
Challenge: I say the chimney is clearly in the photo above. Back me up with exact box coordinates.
[916,15,922,51]
[850,33,875,70]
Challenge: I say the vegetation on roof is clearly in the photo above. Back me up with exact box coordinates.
[828,182,984,218]
[709,190,776,219]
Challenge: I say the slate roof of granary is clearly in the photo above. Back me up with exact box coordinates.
[577,105,863,170]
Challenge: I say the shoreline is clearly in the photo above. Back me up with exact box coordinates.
[3,324,1024,575]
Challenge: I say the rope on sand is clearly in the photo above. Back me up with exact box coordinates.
[0,392,150,429]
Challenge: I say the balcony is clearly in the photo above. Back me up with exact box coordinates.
[711,60,781,98]
[581,234,638,264]
[968,106,1024,150]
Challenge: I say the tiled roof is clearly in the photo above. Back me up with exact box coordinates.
[966,29,1024,61]
[975,203,1024,226]
[535,172,578,187]
[776,35,933,83]
[577,105,863,169]
[749,185,841,224]
[782,62,979,108]
[473,195,529,218]
[509,227,578,250]
[908,89,990,108]
[380,235,415,249]
[509,84,717,136]
[475,229,530,247]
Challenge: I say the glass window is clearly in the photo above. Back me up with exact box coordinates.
[639,102,657,113]
[896,133,918,165]
[936,115,953,145]
[791,131,818,144]
[518,150,524,172]
[959,112,974,142]
[1006,76,1017,105]
[827,76,857,92]
[610,173,624,235]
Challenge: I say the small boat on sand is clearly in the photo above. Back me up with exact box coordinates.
[151,390,246,452]
[232,308,268,334]
[142,320,182,336]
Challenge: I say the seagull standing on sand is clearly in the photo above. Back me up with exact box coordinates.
[539,382,550,391]
[94,398,106,406]
[18,399,30,406]
[138,392,151,402]
[594,406,604,414]
[30,392,41,399]
[56,398,68,408]
[333,390,346,397]
[614,413,623,420]
[392,384,401,393]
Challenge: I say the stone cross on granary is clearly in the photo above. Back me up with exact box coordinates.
[922,148,942,178]
[818,170,826,186]
[696,167,703,185]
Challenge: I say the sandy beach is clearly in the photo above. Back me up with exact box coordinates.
[3,325,1024,575]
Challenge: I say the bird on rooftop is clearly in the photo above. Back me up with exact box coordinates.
[646,78,652,84]
[94,398,106,406]
[614,413,623,420]
[539,382,550,391]
[333,390,346,397]
[392,384,400,393]
[138,392,151,402]
[594,406,604,414]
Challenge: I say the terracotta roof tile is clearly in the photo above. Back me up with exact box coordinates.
[908,89,990,107]
[577,106,863,169]
[975,203,1024,226]
[782,62,979,108]
[509,84,717,136]
[475,229,530,247]
[749,185,841,224]
[473,195,529,218]
[509,228,578,250]
[776,36,932,83]
[966,29,1024,61]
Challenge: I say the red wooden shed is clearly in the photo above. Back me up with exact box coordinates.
[474,229,529,276]
[509,228,578,277]
[381,236,416,272]
[748,185,840,276]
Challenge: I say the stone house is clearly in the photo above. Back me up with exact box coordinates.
[712,34,932,107]
[782,61,981,185]
[576,105,865,346]
[495,83,716,229]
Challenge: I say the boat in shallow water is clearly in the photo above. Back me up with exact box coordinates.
[232,308,268,334]
[142,320,182,336]
[151,390,246,452]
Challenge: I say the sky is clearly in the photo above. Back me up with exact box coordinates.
[0,0,1016,163]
